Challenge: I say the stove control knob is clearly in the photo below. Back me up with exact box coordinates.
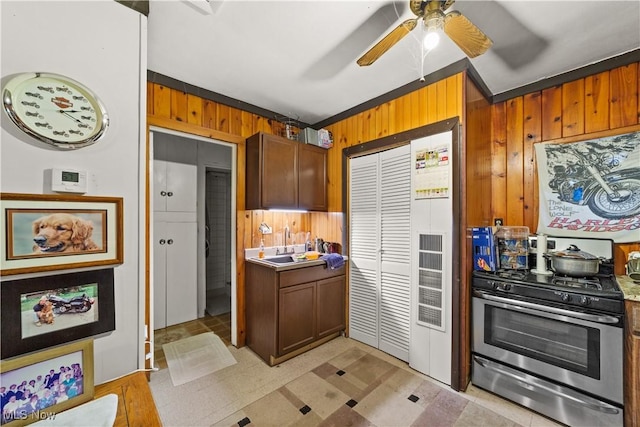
[488,281,497,290]
[560,292,571,302]
[580,296,591,306]
[501,284,512,291]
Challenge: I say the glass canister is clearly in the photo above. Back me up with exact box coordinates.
[494,226,530,270]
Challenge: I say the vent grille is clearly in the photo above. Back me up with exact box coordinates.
[416,232,445,331]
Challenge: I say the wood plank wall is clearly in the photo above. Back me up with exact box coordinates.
[146,62,639,350]
[146,82,349,346]
[323,74,464,211]
[489,63,640,273]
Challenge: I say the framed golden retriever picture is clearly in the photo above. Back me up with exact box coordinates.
[0,193,123,276]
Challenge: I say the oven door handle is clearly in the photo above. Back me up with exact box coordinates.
[473,291,621,325]
[473,355,621,415]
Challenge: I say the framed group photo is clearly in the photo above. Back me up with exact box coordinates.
[0,193,123,276]
[0,339,94,426]
[0,269,115,359]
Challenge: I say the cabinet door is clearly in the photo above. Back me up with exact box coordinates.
[316,275,345,338]
[153,160,168,212]
[261,134,298,209]
[625,300,640,427]
[153,221,168,329]
[298,144,327,211]
[153,221,198,330]
[278,282,316,355]
[153,160,197,212]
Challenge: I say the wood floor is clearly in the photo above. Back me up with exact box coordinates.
[94,371,162,427]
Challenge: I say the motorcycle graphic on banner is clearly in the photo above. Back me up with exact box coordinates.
[535,131,640,243]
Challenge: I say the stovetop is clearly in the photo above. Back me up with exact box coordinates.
[472,235,624,314]
[472,269,624,314]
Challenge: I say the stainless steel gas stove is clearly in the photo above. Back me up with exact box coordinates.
[472,236,624,427]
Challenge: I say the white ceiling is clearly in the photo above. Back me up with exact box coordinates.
[147,0,640,126]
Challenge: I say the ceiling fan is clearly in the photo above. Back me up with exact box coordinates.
[357,0,493,66]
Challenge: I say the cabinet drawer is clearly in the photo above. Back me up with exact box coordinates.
[279,265,345,288]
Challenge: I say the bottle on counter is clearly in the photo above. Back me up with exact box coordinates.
[259,239,265,259]
[305,232,313,252]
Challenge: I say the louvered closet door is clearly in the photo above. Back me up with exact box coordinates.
[378,146,411,361]
[349,145,411,361]
[348,154,380,348]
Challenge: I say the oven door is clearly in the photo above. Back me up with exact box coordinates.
[472,290,623,404]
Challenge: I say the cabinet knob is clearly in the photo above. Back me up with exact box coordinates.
[167,239,174,245]
[160,191,167,197]
[159,239,166,245]
[167,191,173,197]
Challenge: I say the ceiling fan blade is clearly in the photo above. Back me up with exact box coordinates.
[357,18,418,66]
[443,11,492,58]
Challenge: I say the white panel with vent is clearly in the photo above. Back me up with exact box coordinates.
[409,131,453,386]
[416,232,446,332]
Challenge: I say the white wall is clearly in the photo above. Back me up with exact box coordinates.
[1,1,147,384]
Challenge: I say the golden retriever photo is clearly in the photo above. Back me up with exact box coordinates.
[40,300,55,324]
[32,213,99,254]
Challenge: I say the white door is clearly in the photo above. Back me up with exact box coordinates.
[153,134,197,213]
[154,221,198,328]
[348,153,379,348]
[153,160,197,213]
[153,221,168,329]
[349,144,412,361]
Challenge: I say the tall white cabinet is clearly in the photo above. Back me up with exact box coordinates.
[153,137,198,329]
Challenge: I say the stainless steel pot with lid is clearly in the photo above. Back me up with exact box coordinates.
[544,244,601,276]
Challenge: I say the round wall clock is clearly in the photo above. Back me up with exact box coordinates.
[2,72,109,149]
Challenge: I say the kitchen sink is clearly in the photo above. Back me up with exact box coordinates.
[263,255,295,264]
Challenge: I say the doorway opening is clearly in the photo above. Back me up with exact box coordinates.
[148,126,238,363]
[204,168,232,317]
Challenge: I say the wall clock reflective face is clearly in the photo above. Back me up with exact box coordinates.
[2,72,109,149]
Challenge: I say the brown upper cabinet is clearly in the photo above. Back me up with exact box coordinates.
[246,132,327,211]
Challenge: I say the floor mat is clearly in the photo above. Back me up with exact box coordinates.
[162,332,236,386]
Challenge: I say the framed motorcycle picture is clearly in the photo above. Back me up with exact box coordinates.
[534,130,640,243]
[0,269,115,359]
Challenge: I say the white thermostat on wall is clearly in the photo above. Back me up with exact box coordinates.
[50,168,88,193]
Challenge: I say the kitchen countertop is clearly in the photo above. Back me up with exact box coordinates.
[246,255,347,272]
[618,275,640,302]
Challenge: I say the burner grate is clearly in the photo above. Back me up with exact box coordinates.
[551,276,602,290]
[495,270,528,281]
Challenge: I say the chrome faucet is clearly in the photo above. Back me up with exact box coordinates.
[277,224,294,255]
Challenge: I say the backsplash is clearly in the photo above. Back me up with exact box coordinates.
[241,210,344,249]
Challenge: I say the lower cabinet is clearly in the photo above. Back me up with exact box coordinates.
[246,262,346,365]
[153,221,197,329]
[279,282,316,355]
[625,299,640,427]
[316,276,347,338]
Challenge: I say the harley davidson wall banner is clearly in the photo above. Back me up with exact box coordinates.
[534,131,640,243]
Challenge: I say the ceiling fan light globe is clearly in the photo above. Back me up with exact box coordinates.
[424,31,440,50]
